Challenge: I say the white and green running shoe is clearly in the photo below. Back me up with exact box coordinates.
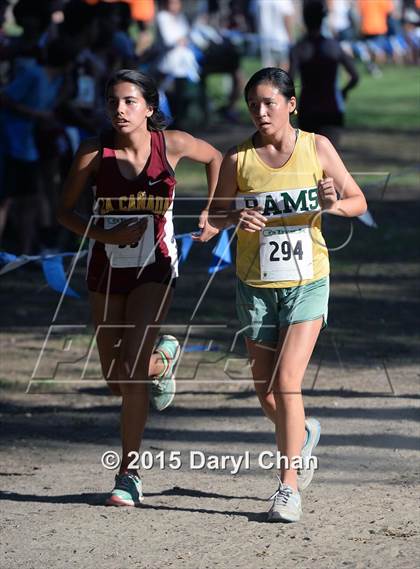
[267,479,302,523]
[297,417,321,491]
[150,334,180,411]
[105,473,143,507]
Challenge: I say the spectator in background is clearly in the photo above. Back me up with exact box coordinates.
[130,0,156,55]
[192,6,243,123]
[154,0,200,126]
[155,0,200,83]
[357,0,398,70]
[1,0,59,251]
[6,0,53,76]
[129,0,155,24]
[93,2,133,74]
[84,0,156,31]
[327,0,356,40]
[111,2,138,64]
[290,0,359,149]
[57,0,102,136]
[227,0,251,32]
[83,0,140,63]
[358,0,394,39]
[402,0,420,63]
[0,38,76,254]
[256,0,295,69]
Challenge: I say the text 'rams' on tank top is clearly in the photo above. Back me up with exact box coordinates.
[86,130,178,294]
[235,130,330,288]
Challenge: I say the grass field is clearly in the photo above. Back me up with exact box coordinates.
[176,61,419,195]
[344,65,420,132]
[216,58,420,133]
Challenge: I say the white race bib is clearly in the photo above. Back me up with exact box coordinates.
[259,225,313,281]
[104,215,155,268]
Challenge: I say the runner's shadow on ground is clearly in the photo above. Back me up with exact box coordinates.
[145,485,265,501]
[0,491,107,506]
[0,490,267,521]
[139,503,267,522]
[78,387,420,400]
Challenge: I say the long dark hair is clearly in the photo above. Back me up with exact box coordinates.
[244,67,296,107]
[105,69,167,131]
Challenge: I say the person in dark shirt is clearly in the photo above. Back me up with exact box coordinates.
[289,0,359,148]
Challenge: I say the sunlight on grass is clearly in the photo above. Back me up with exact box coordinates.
[210,58,419,132]
[174,160,209,196]
[345,65,420,132]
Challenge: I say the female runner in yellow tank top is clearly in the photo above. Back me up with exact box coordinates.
[209,68,367,523]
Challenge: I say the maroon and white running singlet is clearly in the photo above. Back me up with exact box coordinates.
[87,130,178,294]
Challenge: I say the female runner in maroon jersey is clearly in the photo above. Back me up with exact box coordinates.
[58,69,221,506]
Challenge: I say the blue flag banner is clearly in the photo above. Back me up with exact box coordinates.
[208,229,232,274]
[184,344,220,352]
[180,235,194,263]
[41,256,80,298]
[0,252,38,275]
[358,209,378,228]
[0,251,17,265]
[0,230,234,296]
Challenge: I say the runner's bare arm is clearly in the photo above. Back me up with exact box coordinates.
[57,138,146,245]
[165,130,222,241]
[208,148,267,232]
[315,135,367,217]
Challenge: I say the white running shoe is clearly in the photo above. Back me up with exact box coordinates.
[267,479,302,523]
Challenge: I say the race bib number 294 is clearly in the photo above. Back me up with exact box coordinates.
[259,225,313,282]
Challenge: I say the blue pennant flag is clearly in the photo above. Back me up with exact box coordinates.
[0,252,17,266]
[41,256,80,298]
[180,235,193,263]
[0,252,37,275]
[184,344,220,352]
[358,209,378,228]
[208,229,232,274]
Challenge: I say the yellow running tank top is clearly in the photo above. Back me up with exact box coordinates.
[236,130,329,288]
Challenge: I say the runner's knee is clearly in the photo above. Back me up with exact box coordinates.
[272,370,303,399]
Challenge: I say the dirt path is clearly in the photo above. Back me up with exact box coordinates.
[1,362,419,569]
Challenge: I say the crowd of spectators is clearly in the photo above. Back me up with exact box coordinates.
[0,0,418,255]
